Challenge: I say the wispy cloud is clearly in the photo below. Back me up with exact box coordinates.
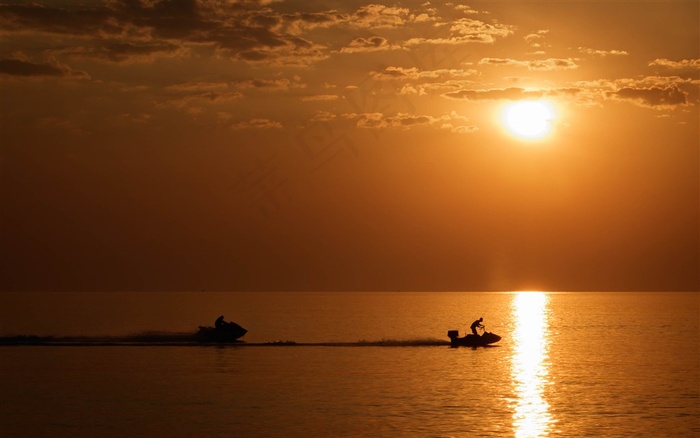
[0,58,90,79]
[0,1,518,69]
[233,77,306,91]
[347,4,411,28]
[344,111,477,133]
[406,17,514,45]
[574,76,697,109]
[300,94,340,102]
[0,1,327,66]
[339,36,400,53]
[648,58,700,70]
[231,118,283,129]
[371,66,477,80]
[161,81,244,111]
[443,87,543,100]
[442,85,583,103]
[524,30,549,49]
[606,85,688,109]
[53,41,188,64]
[479,57,579,71]
[578,47,629,57]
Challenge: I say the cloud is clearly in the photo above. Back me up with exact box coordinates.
[454,5,480,15]
[300,94,340,102]
[614,75,697,89]
[478,58,526,68]
[56,41,188,63]
[0,58,90,79]
[348,4,411,28]
[443,87,542,100]
[371,66,477,80]
[443,86,582,101]
[231,118,283,129]
[282,3,438,35]
[162,81,244,109]
[310,111,337,122]
[406,17,513,45]
[159,76,307,111]
[0,1,518,67]
[411,12,439,23]
[528,58,579,71]
[339,36,398,53]
[450,18,513,39]
[400,80,477,96]
[479,57,579,71]
[343,111,476,132]
[524,30,549,48]
[35,116,89,135]
[166,82,230,93]
[233,77,306,91]
[0,2,110,35]
[578,47,628,57]
[606,85,688,109]
[399,84,427,95]
[448,124,479,134]
[282,10,348,35]
[648,58,700,70]
[0,0,329,66]
[573,76,697,108]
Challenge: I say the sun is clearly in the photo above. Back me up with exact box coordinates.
[502,100,555,140]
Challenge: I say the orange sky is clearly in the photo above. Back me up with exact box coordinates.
[1,0,698,292]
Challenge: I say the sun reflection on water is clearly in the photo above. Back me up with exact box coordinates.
[511,292,553,437]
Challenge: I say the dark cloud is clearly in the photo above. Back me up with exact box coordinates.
[234,77,305,91]
[350,4,410,28]
[231,118,283,129]
[0,58,89,78]
[443,87,543,100]
[0,2,109,35]
[282,10,347,34]
[478,57,578,71]
[340,36,396,53]
[442,86,582,101]
[607,85,688,108]
[0,58,63,76]
[404,16,513,46]
[554,88,582,96]
[161,81,243,110]
[0,0,325,65]
[108,0,208,39]
[0,1,459,66]
[344,111,475,132]
[573,76,697,108]
[57,40,186,63]
[371,66,476,80]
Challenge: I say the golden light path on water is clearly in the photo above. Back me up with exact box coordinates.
[511,292,554,437]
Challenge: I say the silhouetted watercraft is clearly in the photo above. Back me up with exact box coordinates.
[195,322,247,343]
[447,330,501,347]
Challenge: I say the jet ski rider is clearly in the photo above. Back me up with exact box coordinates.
[470,317,484,335]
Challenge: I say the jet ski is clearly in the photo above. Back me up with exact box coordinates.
[447,330,501,347]
[195,321,247,343]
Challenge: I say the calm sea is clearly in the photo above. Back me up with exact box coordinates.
[1,292,698,437]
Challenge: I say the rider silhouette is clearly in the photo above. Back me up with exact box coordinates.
[470,317,484,335]
[215,315,226,329]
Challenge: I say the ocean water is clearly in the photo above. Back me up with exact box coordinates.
[1,292,698,437]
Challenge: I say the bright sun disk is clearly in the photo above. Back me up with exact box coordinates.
[502,100,555,140]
